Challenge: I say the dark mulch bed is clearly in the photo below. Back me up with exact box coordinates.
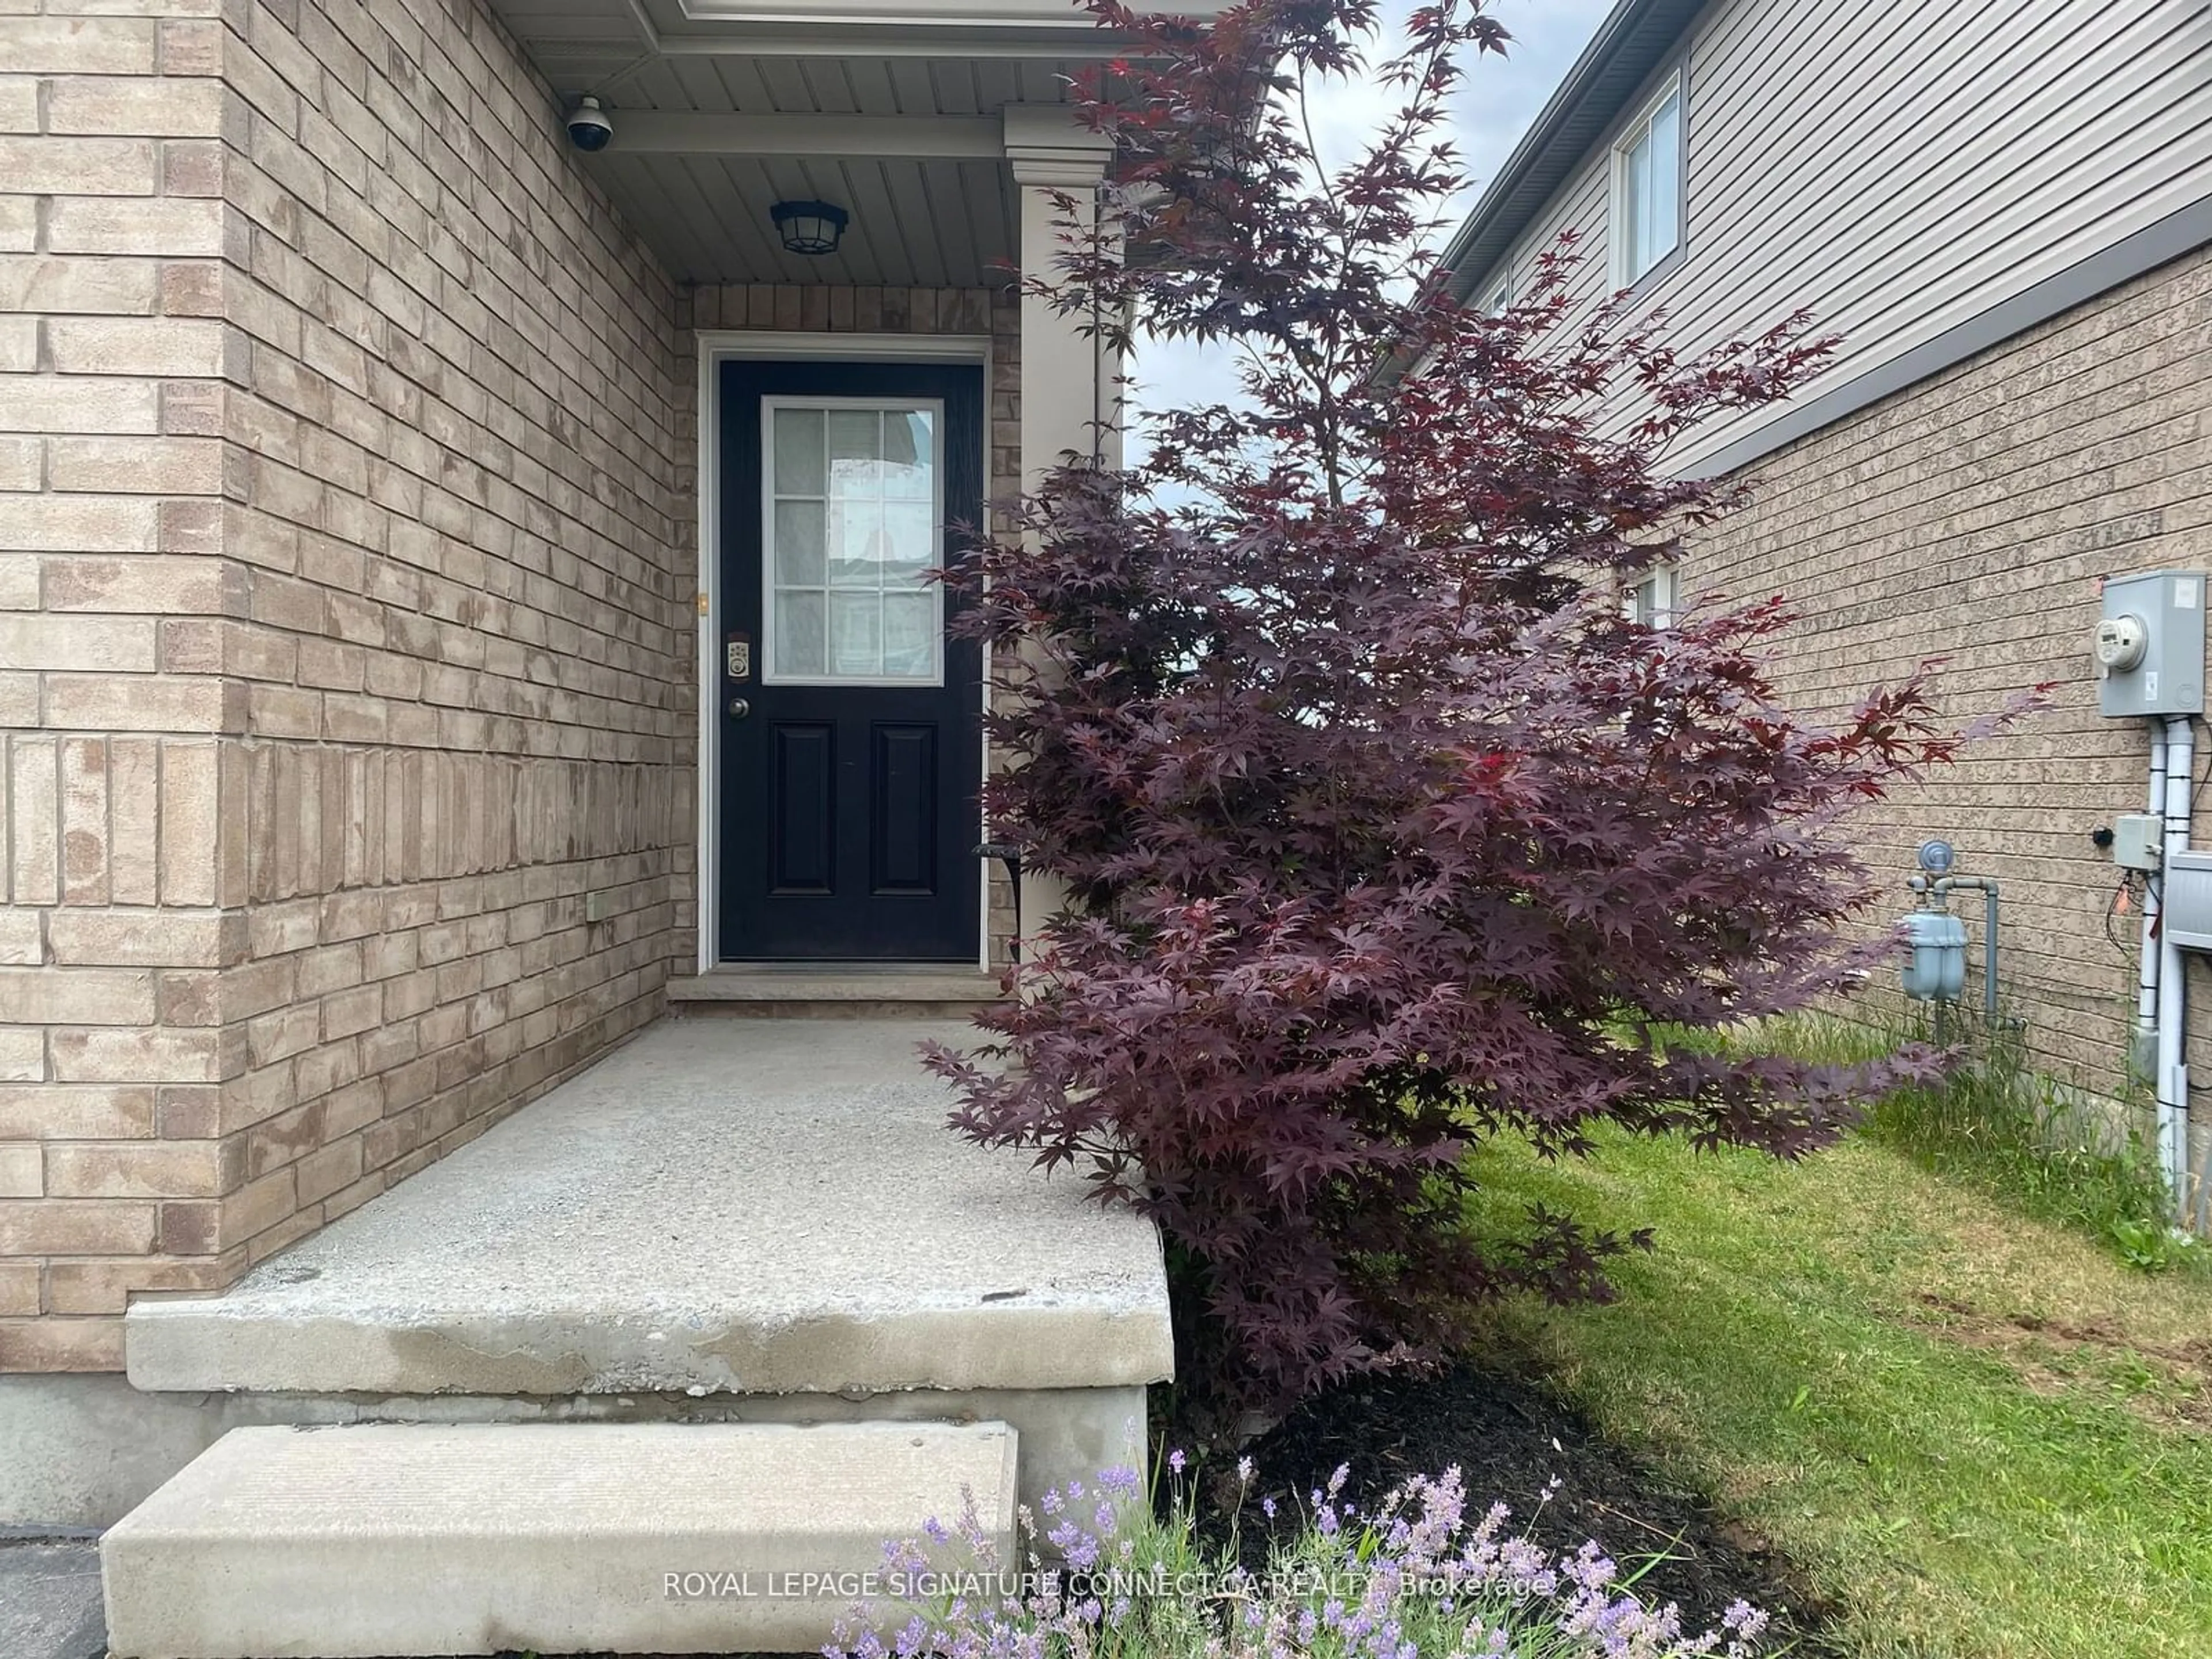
[1217,1363,1840,1653]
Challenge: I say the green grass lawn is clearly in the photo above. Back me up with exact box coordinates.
[1469,1130,2212,1659]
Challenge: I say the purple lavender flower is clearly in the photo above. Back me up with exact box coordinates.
[824,1458,1768,1659]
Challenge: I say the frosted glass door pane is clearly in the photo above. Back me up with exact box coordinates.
[774,501,825,586]
[772,408,825,494]
[881,502,934,582]
[764,401,941,684]
[775,590,825,676]
[827,411,881,493]
[882,593,935,677]
[884,413,933,495]
[829,501,884,586]
[829,593,880,676]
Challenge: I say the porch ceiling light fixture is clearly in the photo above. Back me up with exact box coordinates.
[771,199,849,256]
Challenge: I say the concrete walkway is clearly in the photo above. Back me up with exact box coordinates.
[0,1537,104,1659]
[128,1018,1172,1400]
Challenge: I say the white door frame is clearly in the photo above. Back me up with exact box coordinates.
[693,329,995,974]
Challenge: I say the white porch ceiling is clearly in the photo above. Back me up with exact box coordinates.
[486,0,1142,286]
[588,148,1017,286]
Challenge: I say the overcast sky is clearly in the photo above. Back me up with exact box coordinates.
[1129,0,1614,426]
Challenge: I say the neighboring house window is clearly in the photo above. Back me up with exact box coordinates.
[1611,71,1683,286]
[1479,274,1511,315]
[1626,563,1679,628]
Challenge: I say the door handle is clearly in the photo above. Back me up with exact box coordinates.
[727,697,751,719]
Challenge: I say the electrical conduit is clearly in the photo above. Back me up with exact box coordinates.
[2158,714,2193,1217]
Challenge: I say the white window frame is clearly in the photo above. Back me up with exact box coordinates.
[1626,563,1681,629]
[758,393,948,690]
[1478,273,1512,315]
[1609,69,1685,289]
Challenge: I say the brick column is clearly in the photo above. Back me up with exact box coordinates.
[0,2,249,1372]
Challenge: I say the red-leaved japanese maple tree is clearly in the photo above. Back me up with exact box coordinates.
[926,0,1981,1415]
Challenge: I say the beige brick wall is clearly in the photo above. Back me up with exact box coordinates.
[1,0,1039,1371]
[673,282,1024,971]
[0,0,691,1370]
[1683,243,2212,1177]
[0,1,249,1369]
[210,0,690,1282]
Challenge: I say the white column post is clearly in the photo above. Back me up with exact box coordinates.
[1004,107,1118,483]
[999,108,1118,961]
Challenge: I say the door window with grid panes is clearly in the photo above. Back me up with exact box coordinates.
[762,399,944,685]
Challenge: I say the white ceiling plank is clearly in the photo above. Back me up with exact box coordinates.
[823,160,888,286]
[611,110,1005,158]
[974,59,1024,109]
[842,158,919,287]
[694,154,801,283]
[1021,59,1077,101]
[615,56,692,108]
[600,154,734,283]
[754,56,820,114]
[963,155,1017,278]
[520,46,647,92]
[799,59,863,116]
[926,59,982,117]
[837,58,901,118]
[663,54,726,110]
[839,158,927,287]
[884,58,938,115]
[881,158,957,287]
[488,0,1231,62]
[707,53,777,114]
[916,156,984,287]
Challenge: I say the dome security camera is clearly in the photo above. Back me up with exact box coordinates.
[566,96,612,153]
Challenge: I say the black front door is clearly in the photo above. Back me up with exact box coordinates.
[717,358,983,962]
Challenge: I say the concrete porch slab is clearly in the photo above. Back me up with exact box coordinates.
[128,1019,1172,1399]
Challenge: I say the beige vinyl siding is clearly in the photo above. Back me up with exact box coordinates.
[1478,0,2212,473]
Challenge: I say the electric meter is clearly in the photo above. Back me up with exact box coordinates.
[2094,615,2149,673]
[2097,571,2206,718]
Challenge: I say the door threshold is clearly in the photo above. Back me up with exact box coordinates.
[707,961,992,976]
[669,963,1005,1016]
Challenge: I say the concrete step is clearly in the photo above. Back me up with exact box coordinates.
[101,1420,1018,1659]
[126,1020,1172,1403]
[668,965,1006,1017]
